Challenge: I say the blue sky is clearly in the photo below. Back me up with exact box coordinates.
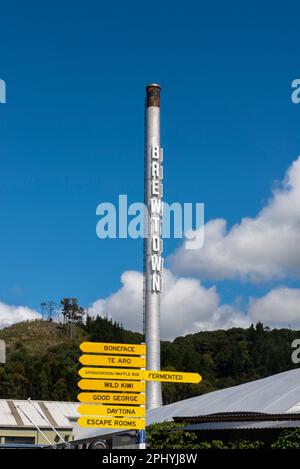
[1,1,300,333]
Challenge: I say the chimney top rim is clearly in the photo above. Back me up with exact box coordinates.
[146,83,161,90]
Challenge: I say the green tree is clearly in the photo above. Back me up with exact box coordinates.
[147,421,198,449]
[61,298,85,338]
[38,370,50,400]
[272,429,300,449]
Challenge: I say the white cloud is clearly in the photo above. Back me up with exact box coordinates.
[249,287,300,327]
[4,160,300,335]
[170,157,300,282]
[89,271,144,333]
[89,269,249,339]
[0,302,42,329]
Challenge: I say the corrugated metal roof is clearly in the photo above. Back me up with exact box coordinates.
[173,412,300,423]
[44,401,79,425]
[0,400,79,428]
[287,402,300,413]
[182,420,300,431]
[0,401,16,426]
[146,368,300,425]
[73,368,300,441]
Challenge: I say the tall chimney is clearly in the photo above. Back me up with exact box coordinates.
[144,84,163,410]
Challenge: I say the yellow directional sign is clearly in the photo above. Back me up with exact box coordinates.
[144,370,202,384]
[80,342,146,356]
[78,404,146,418]
[78,416,146,429]
[79,354,145,368]
[78,367,201,383]
[78,379,146,392]
[79,367,143,380]
[77,392,146,405]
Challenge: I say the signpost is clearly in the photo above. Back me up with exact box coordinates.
[79,367,143,380]
[144,370,201,383]
[78,404,146,418]
[78,379,146,392]
[78,392,146,405]
[79,367,201,383]
[77,341,202,446]
[78,416,146,430]
[79,354,146,368]
[80,342,146,356]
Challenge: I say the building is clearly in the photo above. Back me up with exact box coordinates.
[0,400,78,446]
[71,368,300,447]
[146,367,300,422]
[2,368,300,447]
[173,412,300,446]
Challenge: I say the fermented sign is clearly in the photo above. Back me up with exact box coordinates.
[78,368,201,383]
[78,379,146,392]
[80,342,146,356]
[79,367,143,380]
[79,354,145,368]
[77,392,146,405]
[144,370,202,384]
[78,416,145,430]
[77,404,145,418]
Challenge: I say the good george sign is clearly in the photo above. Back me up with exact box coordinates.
[77,392,146,405]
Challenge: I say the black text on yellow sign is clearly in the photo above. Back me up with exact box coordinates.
[77,392,146,405]
[78,367,143,380]
[78,367,201,384]
[79,354,145,368]
[77,404,145,418]
[78,416,146,430]
[78,379,146,392]
[145,370,202,384]
[80,342,146,356]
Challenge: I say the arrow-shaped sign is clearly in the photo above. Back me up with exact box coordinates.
[78,368,201,384]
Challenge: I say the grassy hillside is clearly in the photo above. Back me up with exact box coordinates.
[0,318,299,403]
[0,320,87,356]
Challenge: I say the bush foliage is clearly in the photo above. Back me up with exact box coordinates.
[0,318,299,405]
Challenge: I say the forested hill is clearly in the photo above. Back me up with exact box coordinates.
[0,318,299,404]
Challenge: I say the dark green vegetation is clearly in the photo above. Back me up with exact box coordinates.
[0,318,299,403]
[271,429,300,449]
[147,422,300,449]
